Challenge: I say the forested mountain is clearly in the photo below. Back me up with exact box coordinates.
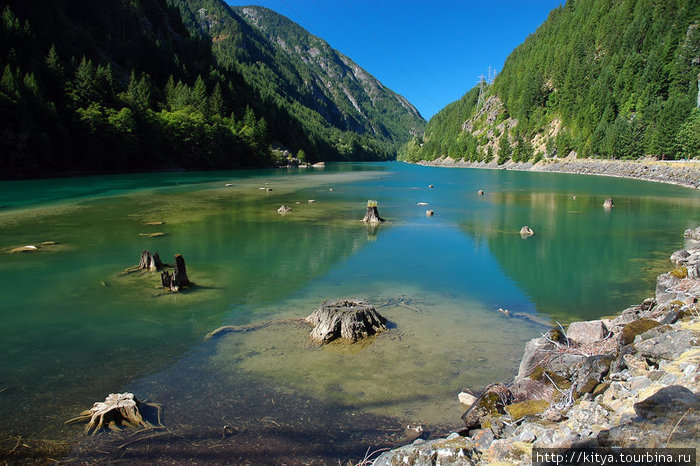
[400,0,700,164]
[0,0,424,178]
[169,1,424,160]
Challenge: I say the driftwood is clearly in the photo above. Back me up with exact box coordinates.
[122,250,166,274]
[204,318,307,341]
[306,299,387,343]
[65,393,162,435]
[362,201,384,225]
[161,254,190,292]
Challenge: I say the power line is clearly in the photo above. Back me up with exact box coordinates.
[339,0,440,111]
[364,0,448,97]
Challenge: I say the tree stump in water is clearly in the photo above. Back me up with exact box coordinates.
[160,254,191,291]
[306,299,387,343]
[138,249,165,271]
[362,200,384,225]
[65,392,162,435]
[603,197,614,209]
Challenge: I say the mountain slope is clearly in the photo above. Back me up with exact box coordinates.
[170,0,425,160]
[401,0,700,164]
[0,0,425,177]
[232,5,424,144]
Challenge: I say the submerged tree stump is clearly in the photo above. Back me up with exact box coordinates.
[306,299,387,344]
[603,197,614,208]
[362,200,384,225]
[138,249,165,271]
[65,392,162,435]
[161,254,191,291]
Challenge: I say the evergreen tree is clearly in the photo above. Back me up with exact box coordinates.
[497,131,512,165]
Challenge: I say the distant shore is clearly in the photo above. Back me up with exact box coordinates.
[415,156,700,190]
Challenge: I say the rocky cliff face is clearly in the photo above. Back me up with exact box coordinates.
[376,227,700,465]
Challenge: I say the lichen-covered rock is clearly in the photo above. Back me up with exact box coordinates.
[619,318,661,345]
[635,329,698,361]
[506,399,549,420]
[671,249,691,265]
[461,384,513,430]
[373,435,478,466]
[305,299,386,344]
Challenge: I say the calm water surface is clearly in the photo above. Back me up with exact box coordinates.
[1,162,698,462]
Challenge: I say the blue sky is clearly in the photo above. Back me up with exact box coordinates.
[226,1,563,120]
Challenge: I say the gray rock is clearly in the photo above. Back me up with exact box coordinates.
[373,436,477,466]
[655,272,682,305]
[461,384,512,430]
[634,385,700,420]
[684,226,700,241]
[548,353,587,379]
[567,320,609,344]
[575,355,614,384]
[517,337,556,378]
[670,249,691,265]
[635,329,698,361]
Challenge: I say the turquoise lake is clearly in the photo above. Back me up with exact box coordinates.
[1,162,699,462]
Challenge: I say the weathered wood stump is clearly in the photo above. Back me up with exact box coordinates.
[161,254,191,291]
[138,249,165,271]
[603,197,614,208]
[306,299,387,343]
[65,392,162,435]
[277,205,292,214]
[362,200,384,225]
[520,225,534,237]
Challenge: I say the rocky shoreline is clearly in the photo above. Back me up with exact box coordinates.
[375,227,700,465]
[416,157,700,190]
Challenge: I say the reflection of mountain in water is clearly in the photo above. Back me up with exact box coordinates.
[461,191,689,323]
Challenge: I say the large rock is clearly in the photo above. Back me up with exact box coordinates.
[461,384,512,430]
[635,329,698,361]
[373,434,477,466]
[567,320,609,344]
[517,337,556,378]
[305,299,387,344]
[599,385,700,448]
[670,249,691,265]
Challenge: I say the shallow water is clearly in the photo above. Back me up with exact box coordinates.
[1,162,699,462]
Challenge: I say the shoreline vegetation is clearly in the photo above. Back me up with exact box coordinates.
[415,156,700,190]
[375,227,700,465]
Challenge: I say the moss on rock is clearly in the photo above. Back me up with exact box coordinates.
[506,400,550,419]
[620,319,661,345]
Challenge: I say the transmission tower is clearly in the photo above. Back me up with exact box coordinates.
[477,74,486,110]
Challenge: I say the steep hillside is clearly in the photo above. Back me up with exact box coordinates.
[232,6,424,146]
[0,0,424,178]
[401,0,700,164]
[0,0,281,176]
[170,1,425,161]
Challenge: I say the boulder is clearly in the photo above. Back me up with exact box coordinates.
[634,329,698,361]
[306,299,387,344]
[458,390,478,407]
[670,249,691,265]
[684,226,700,241]
[566,320,609,345]
[461,384,512,430]
[518,337,551,378]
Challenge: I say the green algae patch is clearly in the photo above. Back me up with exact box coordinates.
[506,399,550,419]
[620,319,661,345]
